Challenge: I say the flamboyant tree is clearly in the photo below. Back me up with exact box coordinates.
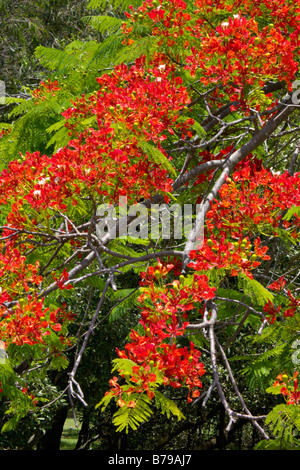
[0,0,300,449]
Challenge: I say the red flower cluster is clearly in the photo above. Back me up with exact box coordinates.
[267,276,286,292]
[186,15,299,91]
[0,241,43,303]
[1,0,299,429]
[189,235,270,279]
[32,79,61,104]
[0,55,196,350]
[0,128,11,139]
[107,260,215,406]
[273,371,300,405]
[21,385,38,407]
[122,0,300,110]
[123,0,192,47]
[186,156,300,279]
[206,158,300,240]
[0,238,74,347]
[234,0,300,35]
[0,294,61,346]
[0,56,194,215]
[261,275,300,324]
[263,290,300,324]
[53,268,73,290]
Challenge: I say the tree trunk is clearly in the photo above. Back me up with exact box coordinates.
[75,411,90,450]
[37,406,69,450]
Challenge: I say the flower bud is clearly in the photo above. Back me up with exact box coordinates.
[154,270,161,280]
[172,281,179,292]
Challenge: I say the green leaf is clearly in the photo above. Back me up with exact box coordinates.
[154,390,185,421]
[241,342,288,390]
[265,384,283,395]
[84,15,123,34]
[284,205,300,221]
[0,123,11,130]
[125,236,150,246]
[46,119,66,134]
[177,115,206,138]
[2,97,26,105]
[238,273,274,307]
[35,45,79,71]
[50,354,69,371]
[255,436,300,450]
[191,119,206,137]
[95,391,113,411]
[46,124,70,151]
[111,358,138,376]
[112,393,153,433]
[83,275,108,290]
[87,0,142,12]
[115,35,158,66]
[109,288,139,323]
[264,403,300,439]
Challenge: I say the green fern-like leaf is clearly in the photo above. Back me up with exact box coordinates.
[112,392,153,433]
[35,46,78,71]
[84,15,123,34]
[34,41,99,73]
[284,205,300,221]
[87,0,142,11]
[154,390,185,421]
[104,243,145,275]
[108,239,145,258]
[87,34,124,69]
[138,141,177,176]
[264,403,300,446]
[46,124,71,151]
[0,363,36,433]
[111,358,138,376]
[255,436,300,450]
[124,236,150,246]
[109,288,140,323]
[115,35,158,66]
[96,390,113,411]
[241,342,288,390]
[177,115,206,138]
[238,273,274,307]
[8,98,36,119]
[3,97,26,106]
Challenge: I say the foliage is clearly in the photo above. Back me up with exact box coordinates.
[0,0,99,130]
[255,372,300,449]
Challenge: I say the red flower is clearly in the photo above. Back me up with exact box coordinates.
[53,268,73,290]
[267,276,287,291]
[273,371,300,405]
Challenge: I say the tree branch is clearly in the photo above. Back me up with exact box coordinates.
[182,99,298,272]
